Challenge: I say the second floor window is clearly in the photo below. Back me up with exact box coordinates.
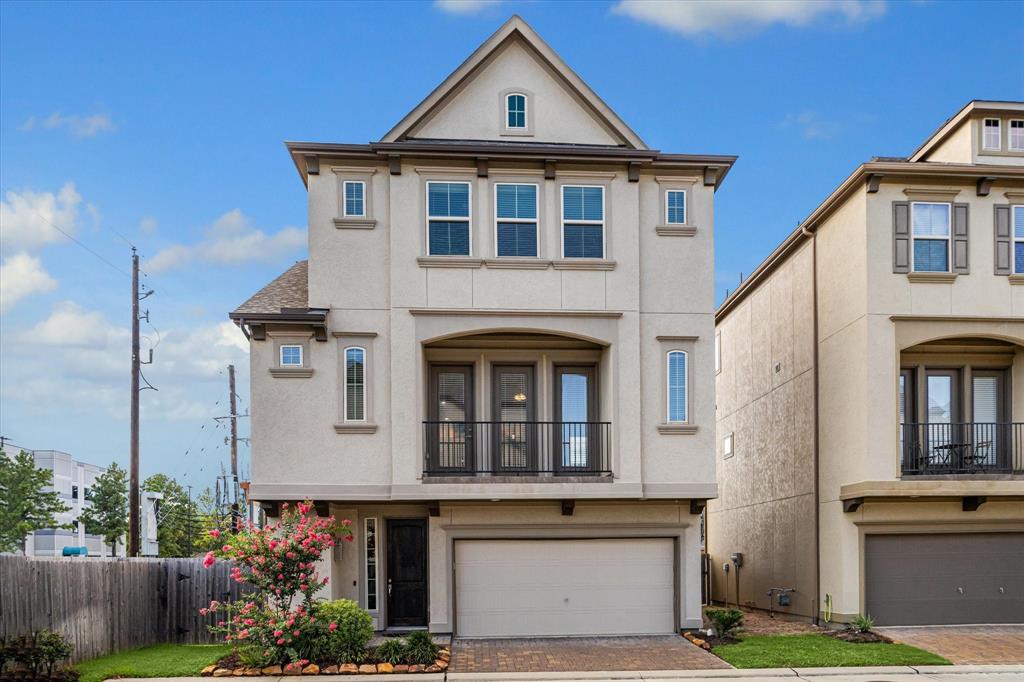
[562,185,604,258]
[495,183,538,257]
[506,93,526,129]
[666,190,686,224]
[1015,205,1024,274]
[983,118,1001,150]
[427,181,471,256]
[72,485,78,500]
[667,350,688,423]
[343,181,365,217]
[911,202,951,272]
[1011,120,1024,152]
[344,346,366,422]
[280,344,303,367]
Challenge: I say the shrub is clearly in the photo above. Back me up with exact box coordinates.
[375,638,407,665]
[1,629,75,678]
[852,614,874,633]
[706,608,744,637]
[317,599,374,663]
[238,645,278,669]
[403,631,439,665]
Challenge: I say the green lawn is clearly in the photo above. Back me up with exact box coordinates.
[713,634,951,669]
[76,644,231,682]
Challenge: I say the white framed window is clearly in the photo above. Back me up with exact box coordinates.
[665,190,686,225]
[715,332,722,375]
[983,118,1001,151]
[280,344,303,367]
[910,202,951,273]
[1010,120,1024,152]
[1013,205,1024,274]
[666,350,688,423]
[343,181,365,217]
[561,185,605,258]
[494,183,538,257]
[344,346,366,422]
[723,432,734,459]
[426,181,471,256]
[506,93,527,129]
[364,517,377,611]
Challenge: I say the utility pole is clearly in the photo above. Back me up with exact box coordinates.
[228,364,240,530]
[186,485,193,557]
[129,248,141,557]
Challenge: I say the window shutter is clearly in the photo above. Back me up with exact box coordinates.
[952,202,969,274]
[994,204,1012,275]
[892,201,911,273]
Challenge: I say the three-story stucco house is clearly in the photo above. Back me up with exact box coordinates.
[709,101,1024,627]
[230,16,735,636]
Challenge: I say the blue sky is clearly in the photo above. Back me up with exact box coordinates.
[1,0,1022,492]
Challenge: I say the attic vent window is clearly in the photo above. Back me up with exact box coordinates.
[506,93,527,129]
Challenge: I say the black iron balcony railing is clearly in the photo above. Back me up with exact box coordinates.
[423,421,611,476]
[900,422,1024,475]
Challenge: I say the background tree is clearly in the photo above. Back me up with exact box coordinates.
[191,486,232,553]
[79,462,129,556]
[143,473,201,557]
[0,449,71,553]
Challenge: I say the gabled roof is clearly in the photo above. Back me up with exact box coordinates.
[231,260,309,317]
[909,100,1024,162]
[380,15,647,150]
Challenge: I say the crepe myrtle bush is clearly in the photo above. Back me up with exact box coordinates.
[201,500,355,664]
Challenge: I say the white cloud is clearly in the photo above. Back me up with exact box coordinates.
[781,110,842,139]
[0,183,82,253]
[612,0,886,38]
[146,209,305,273]
[20,112,115,138]
[0,253,58,311]
[434,0,502,14]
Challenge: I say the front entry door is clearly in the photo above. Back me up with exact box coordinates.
[386,519,427,627]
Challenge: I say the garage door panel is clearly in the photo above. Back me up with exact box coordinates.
[865,533,1024,626]
[455,538,675,637]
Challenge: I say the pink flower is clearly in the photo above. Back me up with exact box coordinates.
[222,545,231,552]
[268,540,278,550]
[203,551,215,568]
[293,629,301,637]
[199,608,208,616]
[341,518,352,526]
[329,622,337,632]
[238,629,250,639]
[277,638,285,645]
[274,630,283,637]
[300,584,308,591]
[209,529,221,539]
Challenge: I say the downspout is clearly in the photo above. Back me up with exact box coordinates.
[801,224,821,626]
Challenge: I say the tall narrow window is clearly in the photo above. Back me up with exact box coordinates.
[280,344,303,367]
[667,350,688,423]
[911,202,951,272]
[1010,120,1024,152]
[506,93,526,129]
[983,118,1001,150]
[714,332,722,375]
[344,347,366,422]
[343,181,365,217]
[666,190,686,225]
[561,185,604,258]
[495,183,538,257]
[1014,205,1024,274]
[365,518,377,610]
[427,181,471,256]
[723,433,734,459]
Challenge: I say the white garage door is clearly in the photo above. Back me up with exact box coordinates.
[455,538,675,637]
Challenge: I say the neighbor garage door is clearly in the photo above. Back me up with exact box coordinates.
[865,532,1024,625]
[454,538,675,637]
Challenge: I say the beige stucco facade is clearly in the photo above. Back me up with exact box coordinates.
[235,17,733,635]
[710,101,1024,625]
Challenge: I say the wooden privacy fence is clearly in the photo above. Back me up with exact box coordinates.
[0,555,251,663]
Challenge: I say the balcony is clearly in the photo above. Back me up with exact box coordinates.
[423,421,611,477]
[900,422,1024,476]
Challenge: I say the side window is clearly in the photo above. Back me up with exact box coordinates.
[506,93,527,129]
[561,185,604,258]
[723,433,734,460]
[343,181,365,217]
[911,202,951,272]
[280,344,303,367]
[427,181,471,256]
[1014,205,1024,274]
[666,350,688,423]
[666,190,686,225]
[715,332,722,375]
[495,183,538,257]
[365,518,378,610]
[344,346,366,422]
[983,118,1001,151]
[1010,120,1024,152]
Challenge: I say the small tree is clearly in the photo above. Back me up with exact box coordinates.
[0,449,71,553]
[79,462,128,556]
[144,473,198,557]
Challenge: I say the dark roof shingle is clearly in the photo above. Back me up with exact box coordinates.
[232,260,308,316]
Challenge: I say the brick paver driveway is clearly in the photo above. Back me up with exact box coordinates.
[449,635,731,673]
[878,625,1024,665]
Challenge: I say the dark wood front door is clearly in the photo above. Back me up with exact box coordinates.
[386,519,428,627]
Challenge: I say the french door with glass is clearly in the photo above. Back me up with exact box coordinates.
[491,365,536,473]
[428,365,474,473]
[554,365,598,473]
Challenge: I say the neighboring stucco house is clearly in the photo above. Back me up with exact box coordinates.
[231,16,735,636]
[708,101,1024,627]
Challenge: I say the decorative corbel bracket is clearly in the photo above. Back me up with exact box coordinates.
[843,497,864,513]
[866,173,884,193]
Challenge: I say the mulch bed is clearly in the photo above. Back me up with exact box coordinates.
[203,646,451,676]
[825,629,892,644]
